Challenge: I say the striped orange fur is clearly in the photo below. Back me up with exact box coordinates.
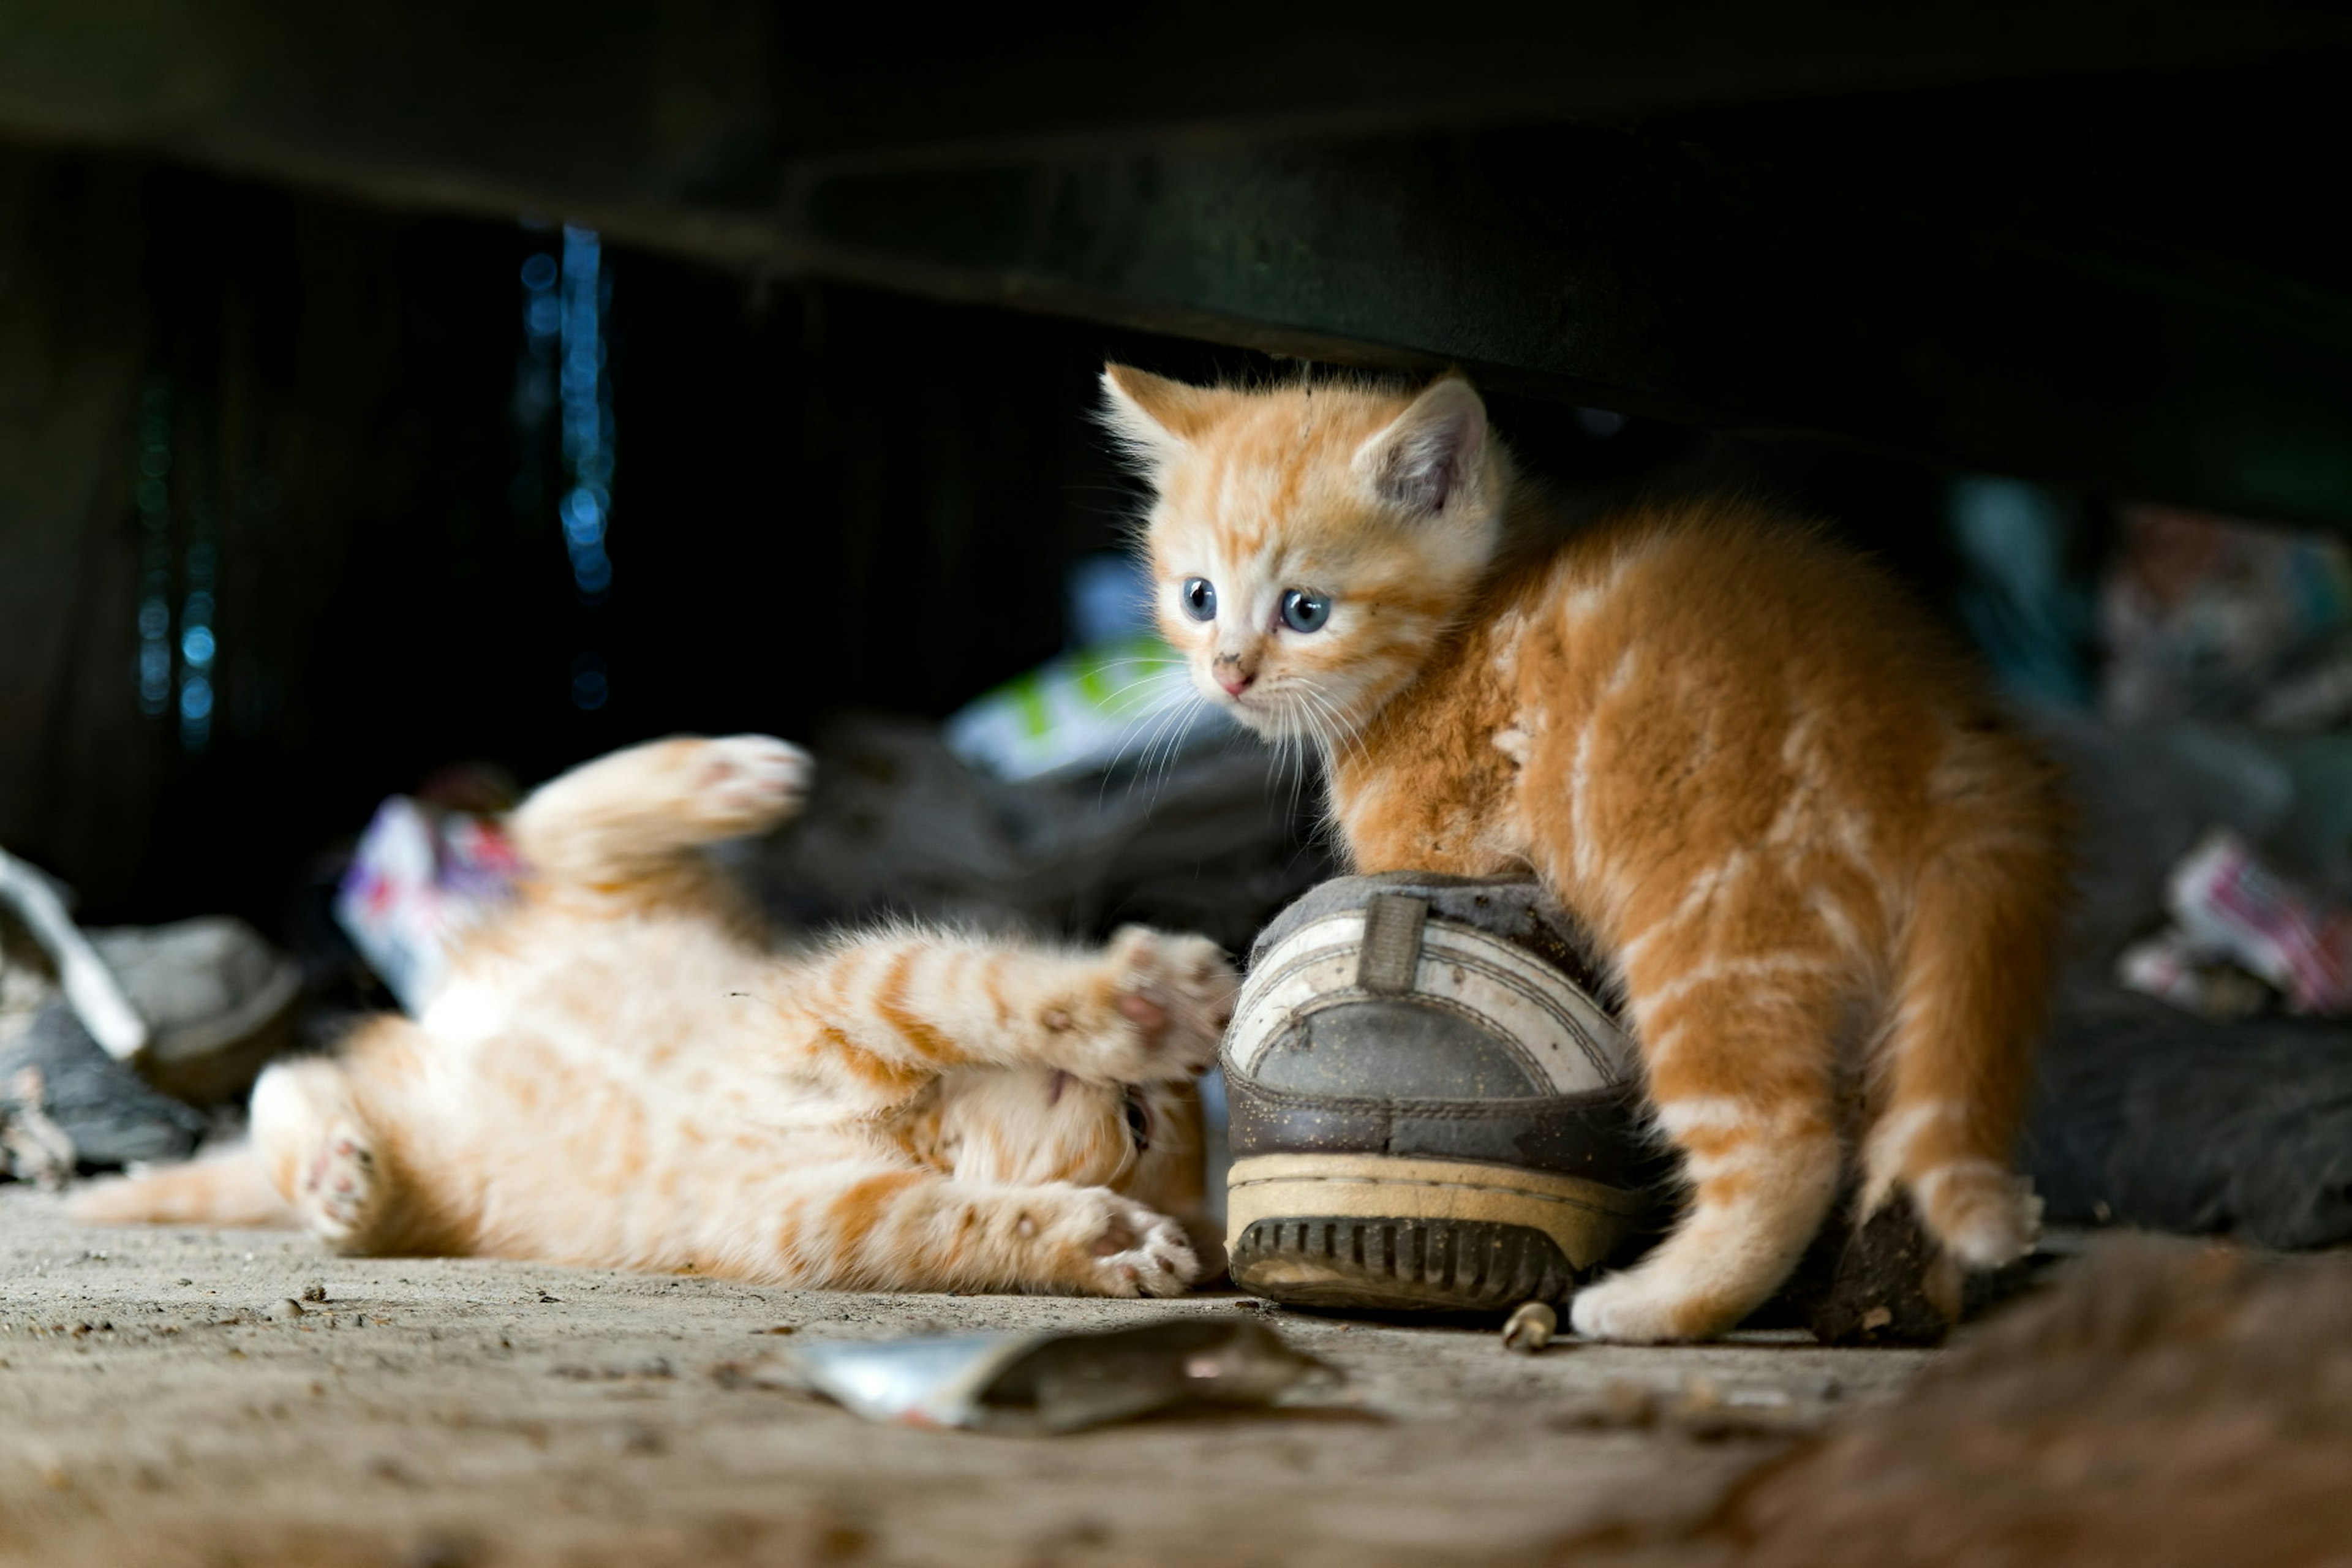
[74,736,1233,1297]
[1108,366,2066,1341]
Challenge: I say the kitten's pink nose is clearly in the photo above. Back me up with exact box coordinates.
[1216,668,1254,697]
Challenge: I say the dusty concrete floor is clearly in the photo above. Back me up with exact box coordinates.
[0,1188,1929,1568]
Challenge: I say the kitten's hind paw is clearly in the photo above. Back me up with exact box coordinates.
[1075,927,1236,1083]
[297,1121,385,1251]
[1918,1161,2042,1271]
[688,734,812,834]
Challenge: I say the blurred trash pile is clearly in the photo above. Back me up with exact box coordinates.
[760,715,1328,955]
[768,553,1327,951]
[1949,477,2098,709]
[2100,504,2352,729]
[943,550,1235,786]
[1950,484,2352,1248]
[2,845,295,1182]
[944,633,1232,786]
[333,796,520,1013]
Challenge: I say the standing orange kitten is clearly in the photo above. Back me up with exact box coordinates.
[1106,367,2066,1342]
[77,736,1234,1296]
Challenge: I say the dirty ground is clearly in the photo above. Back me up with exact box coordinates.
[0,1188,1927,1568]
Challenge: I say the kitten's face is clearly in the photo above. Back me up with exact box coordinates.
[1104,368,1504,745]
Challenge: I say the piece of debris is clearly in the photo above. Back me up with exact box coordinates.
[1,1066,77,1189]
[782,1319,1335,1436]
[301,1283,329,1303]
[1500,1300,1557,1353]
[1673,1400,1828,1442]
[704,1357,802,1392]
[267,1298,306,1322]
[0,846,148,1059]
[606,1420,664,1457]
[1551,1376,1826,1441]
[1675,1375,1724,1417]
[549,1357,673,1383]
[1551,1379,1661,1431]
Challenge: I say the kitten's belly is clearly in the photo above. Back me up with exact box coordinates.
[417,918,836,1141]
[406,924,851,1267]
[423,918,762,1050]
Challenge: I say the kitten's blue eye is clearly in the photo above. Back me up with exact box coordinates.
[1182,577,1217,621]
[1280,589,1331,633]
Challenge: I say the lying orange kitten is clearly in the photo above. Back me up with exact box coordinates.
[77,736,1234,1296]
[1107,366,2067,1341]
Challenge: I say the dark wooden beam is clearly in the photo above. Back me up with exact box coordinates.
[5,3,2351,523]
[780,124,2352,527]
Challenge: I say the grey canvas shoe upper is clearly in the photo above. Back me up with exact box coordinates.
[1225,872,1656,1186]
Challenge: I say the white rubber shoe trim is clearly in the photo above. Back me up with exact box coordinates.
[1224,911,1638,1094]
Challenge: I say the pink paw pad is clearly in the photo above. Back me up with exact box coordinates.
[1101,928,1238,1075]
[1090,1210,1140,1257]
[301,1129,379,1235]
[1115,993,1169,1035]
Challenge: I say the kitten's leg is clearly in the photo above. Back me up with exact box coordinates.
[506,734,809,883]
[1571,900,1850,1343]
[247,1017,459,1256]
[786,925,1236,1096]
[249,1057,401,1254]
[741,1163,1199,1297]
[1863,824,2059,1273]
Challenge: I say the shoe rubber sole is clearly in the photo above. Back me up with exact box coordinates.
[1224,1153,1651,1311]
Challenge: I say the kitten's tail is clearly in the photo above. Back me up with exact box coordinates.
[67,1145,295,1229]
[1866,790,2066,1272]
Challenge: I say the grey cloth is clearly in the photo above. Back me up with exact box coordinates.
[1248,870,1619,1001]
[2027,986,2352,1250]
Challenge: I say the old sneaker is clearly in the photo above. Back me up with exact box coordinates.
[1223,873,1661,1311]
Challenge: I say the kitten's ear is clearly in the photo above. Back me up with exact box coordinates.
[1355,375,1489,516]
[1100,364,1215,466]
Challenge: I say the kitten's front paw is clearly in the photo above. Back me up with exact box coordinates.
[1076,927,1236,1083]
[687,735,812,834]
[1070,1191,1200,1298]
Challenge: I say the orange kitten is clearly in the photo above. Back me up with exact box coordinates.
[75,736,1234,1296]
[1106,367,2067,1341]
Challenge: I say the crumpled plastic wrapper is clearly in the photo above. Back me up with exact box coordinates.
[785,1319,1335,1436]
[2119,826,2352,1017]
[334,797,521,1012]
